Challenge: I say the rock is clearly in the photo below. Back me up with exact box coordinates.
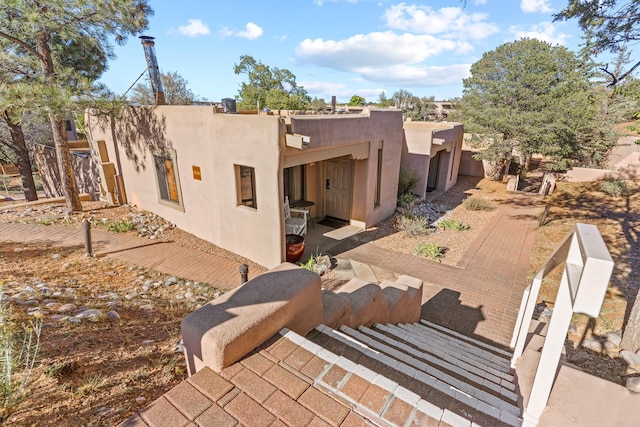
[626,377,640,393]
[16,299,39,306]
[52,253,61,259]
[135,397,146,404]
[582,338,602,351]
[620,350,640,369]
[175,293,184,300]
[24,286,34,293]
[56,303,77,313]
[313,255,332,275]
[139,304,153,310]
[605,332,622,347]
[142,340,155,345]
[540,307,553,321]
[74,309,103,321]
[604,340,619,351]
[570,350,591,364]
[165,277,178,286]
[174,343,185,353]
[50,314,67,321]
[68,317,81,325]
[568,324,578,334]
[184,290,193,299]
[106,311,121,321]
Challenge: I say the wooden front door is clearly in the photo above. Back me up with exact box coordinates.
[324,156,352,221]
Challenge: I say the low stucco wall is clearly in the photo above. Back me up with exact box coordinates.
[564,165,640,182]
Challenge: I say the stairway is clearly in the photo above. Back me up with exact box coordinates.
[277,319,523,427]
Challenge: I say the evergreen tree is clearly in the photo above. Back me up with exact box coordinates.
[233,55,310,111]
[459,38,614,172]
[0,0,152,211]
[130,71,200,105]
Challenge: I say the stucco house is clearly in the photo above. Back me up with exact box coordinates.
[85,106,464,268]
[402,121,464,199]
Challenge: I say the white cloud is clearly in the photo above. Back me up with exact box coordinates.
[177,19,210,37]
[520,0,553,13]
[220,22,264,40]
[475,0,488,5]
[382,5,499,40]
[509,22,569,45]
[237,22,263,40]
[358,64,471,87]
[296,31,466,71]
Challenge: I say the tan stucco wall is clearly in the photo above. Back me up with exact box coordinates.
[86,106,285,268]
[287,109,404,227]
[86,107,405,269]
[400,123,464,199]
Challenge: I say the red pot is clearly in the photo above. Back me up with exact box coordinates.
[286,234,305,263]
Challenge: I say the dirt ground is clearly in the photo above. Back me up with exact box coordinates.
[0,168,638,424]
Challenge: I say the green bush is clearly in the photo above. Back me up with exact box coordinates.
[601,179,628,198]
[463,197,493,211]
[397,168,419,197]
[414,242,445,261]
[107,219,135,233]
[394,213,432,236]
[437,218,470,231]
[397,193,416,206]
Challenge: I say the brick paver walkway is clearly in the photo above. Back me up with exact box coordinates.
[0,222,266,290]
[328,193,542,347]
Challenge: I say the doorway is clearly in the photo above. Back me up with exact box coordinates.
[324,156,352,221]
[427,151,441,192]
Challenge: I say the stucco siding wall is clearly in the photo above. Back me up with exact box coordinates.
[87,106,284,268]
[288,110,403,228]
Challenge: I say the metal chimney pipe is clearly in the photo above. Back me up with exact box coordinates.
[139,36,166,105]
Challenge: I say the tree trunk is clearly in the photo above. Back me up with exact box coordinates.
[49,114,82,211]
[38,31,82,212]
[1,110,38,201]
[621,291,640,352]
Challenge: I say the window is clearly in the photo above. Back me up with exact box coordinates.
[283,165,306,204]
[64,120,72,132]
[153,149,183,210]
[374,145,383,207]
[236,165,257,208]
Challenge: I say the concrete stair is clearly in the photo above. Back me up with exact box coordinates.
[278,319,523,427]
[322,275,423,329]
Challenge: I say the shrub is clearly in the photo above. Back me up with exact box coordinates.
[601,179,628,198]
[397,168,419,197]
[397,193,416,206]
[437,218,470,231]
[394,213,432,236]
[107,219,135,233]
[463,197,493,211]
[414,242,445,261]
[0,294,42,423]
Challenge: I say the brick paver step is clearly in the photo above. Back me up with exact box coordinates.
[332,325,520,414]
[284,327,522,427]
[375,323,515,385]
[404,322,514,376]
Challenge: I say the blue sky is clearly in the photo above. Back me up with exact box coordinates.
[99,0,587,104]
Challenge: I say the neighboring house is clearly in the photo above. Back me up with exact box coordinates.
[401,121,464,199]
[86,106,405,268]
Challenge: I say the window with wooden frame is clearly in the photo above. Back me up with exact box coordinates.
[153,149,183,210]
[236,165,257,209]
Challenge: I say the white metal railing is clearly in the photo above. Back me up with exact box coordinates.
[509,223,614,427]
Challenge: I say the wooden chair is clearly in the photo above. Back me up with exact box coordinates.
[284,196,308,236]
